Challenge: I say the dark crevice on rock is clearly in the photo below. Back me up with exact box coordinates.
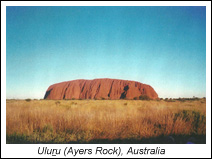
[63,84,70,99]
[94,84,101,99]
[81,82,86,93]
[120,85,129,99]
[108,80,114,97]
[44,88,53,99]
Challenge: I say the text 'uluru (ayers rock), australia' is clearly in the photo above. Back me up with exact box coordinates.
[44,78,158,100]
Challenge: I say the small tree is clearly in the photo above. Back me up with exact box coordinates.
[139,95,150,100]
[25,98,31,102]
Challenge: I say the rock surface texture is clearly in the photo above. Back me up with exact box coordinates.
[44,78,158,100]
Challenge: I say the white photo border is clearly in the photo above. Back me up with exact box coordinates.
[1,1,211,158]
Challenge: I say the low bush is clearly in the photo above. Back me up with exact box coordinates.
[139,95,150,100]
[25,98,31,102]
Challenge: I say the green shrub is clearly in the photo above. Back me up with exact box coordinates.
[42,124,53,133]
[25,98,31,102]
[139,95,150,100]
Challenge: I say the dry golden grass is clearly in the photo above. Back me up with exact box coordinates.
[6,99,206,143]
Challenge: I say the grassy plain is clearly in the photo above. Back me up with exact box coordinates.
[6,99,206,144]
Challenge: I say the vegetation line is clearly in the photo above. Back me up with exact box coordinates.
[6,99,206,144]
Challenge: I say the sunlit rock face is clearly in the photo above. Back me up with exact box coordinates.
[44,78,158,100]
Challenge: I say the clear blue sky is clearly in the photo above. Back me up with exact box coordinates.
[6,6,206,99]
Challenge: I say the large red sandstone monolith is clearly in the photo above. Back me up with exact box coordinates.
[44,78,158,100]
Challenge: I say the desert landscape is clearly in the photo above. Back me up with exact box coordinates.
[6,79,206,144]
[6,98,206,144]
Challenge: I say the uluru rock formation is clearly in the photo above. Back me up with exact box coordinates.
[44,78,158,100]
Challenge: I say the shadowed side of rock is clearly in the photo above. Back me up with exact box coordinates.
[44,78,158,100]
